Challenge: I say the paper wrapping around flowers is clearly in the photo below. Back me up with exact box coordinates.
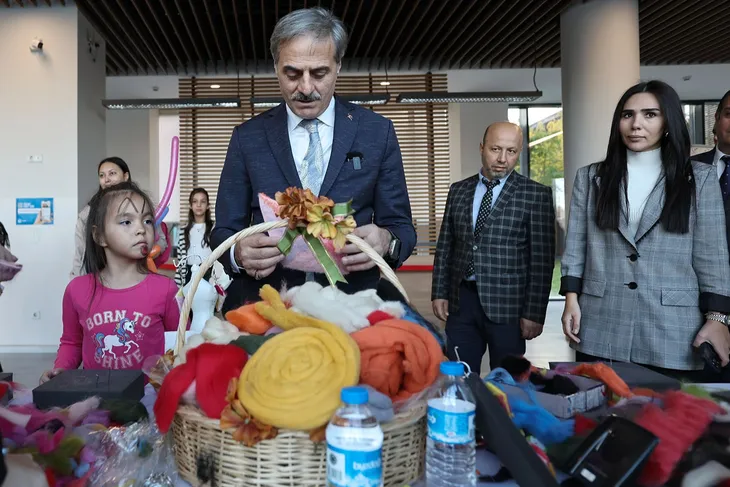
[259,193,349,275]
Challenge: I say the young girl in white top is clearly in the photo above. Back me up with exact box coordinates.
[175,188,214,286]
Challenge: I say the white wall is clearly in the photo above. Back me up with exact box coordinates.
[448,103,509,182]
[77,12,106,210]
[0,6,104,351]
[106,77,180,222]
[105,110,154,193]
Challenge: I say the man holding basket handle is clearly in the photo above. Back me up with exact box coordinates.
[213,7,416,311]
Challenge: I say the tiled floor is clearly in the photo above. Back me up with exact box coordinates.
[0,272,573,388]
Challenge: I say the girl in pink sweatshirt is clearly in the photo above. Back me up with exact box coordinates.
[41,182,181,383]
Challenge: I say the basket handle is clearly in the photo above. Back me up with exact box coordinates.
[174,220,409,356]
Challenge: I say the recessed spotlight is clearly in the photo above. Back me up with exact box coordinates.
[380,81,391,86]
[210,84,221,89]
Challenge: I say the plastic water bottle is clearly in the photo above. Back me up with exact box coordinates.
[426,361,477,486]
[326,386,384,487]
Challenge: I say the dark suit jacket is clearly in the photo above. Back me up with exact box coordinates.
[212,97,416,310]
[432,172,556,325]
[693,148,730,256]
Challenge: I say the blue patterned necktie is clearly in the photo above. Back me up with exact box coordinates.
[299,119,324,195]
[465,178,500,278]
[721,155,730,201]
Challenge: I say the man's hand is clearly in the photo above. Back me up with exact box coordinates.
[338,224,392,272]
[432,299,449,322]
[0,246,17,263]
[520,318,544,340]
[233,234,284,280]
[694,319,730,367]
[0,247,20,283]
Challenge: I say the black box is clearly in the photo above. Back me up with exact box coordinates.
[0,373,13,405]
[549,361,681,392]
[32,369,144,409]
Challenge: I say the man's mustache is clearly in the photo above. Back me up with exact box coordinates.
[291,92,322,102]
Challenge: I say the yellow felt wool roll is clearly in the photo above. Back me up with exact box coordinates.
[237,285,360,430]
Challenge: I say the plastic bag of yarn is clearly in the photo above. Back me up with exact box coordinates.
[88,420,178,486]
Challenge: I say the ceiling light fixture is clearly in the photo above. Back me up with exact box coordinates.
[249,97,285,108]
[210,84,221,89]
[395,91,543,104]
[102,98,241,109]
[250,93,390,108]
[380,81,391,86]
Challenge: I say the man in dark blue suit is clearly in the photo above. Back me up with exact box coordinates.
[211,7,416,311]
[693,90,730,382]
[693,91,730,257]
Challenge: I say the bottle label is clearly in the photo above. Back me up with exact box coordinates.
[427,404,475,445]
[326,443,383,487]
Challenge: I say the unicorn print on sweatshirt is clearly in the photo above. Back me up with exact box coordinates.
[94,317,139,359]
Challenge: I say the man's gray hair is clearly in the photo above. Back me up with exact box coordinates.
[270,7,348,65]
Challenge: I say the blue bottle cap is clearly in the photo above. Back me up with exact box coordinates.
[440,361,465,376]
[341,386,369,405]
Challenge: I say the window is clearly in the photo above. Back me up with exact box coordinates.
[510,105,564,296]
[682,101,721,149]
[178,74,449,257]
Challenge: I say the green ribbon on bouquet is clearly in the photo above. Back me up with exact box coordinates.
[276,201,354,287]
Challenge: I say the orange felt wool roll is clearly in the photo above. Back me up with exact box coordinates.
[351,319,443,402]
[225,304,272,335]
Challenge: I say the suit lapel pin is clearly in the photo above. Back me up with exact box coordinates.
[347,113,353,121]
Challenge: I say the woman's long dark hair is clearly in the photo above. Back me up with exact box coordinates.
[595,80,694,234]
[83,182,155,309]
[184,188,213,250]
[0,222,9,249]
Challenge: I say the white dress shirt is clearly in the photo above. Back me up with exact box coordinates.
[286,97,335,178]
[714,147,729,179]
[230,97,337,273]
[471,170,509,231]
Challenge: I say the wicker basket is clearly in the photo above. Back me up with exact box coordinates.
[170,220,426,486]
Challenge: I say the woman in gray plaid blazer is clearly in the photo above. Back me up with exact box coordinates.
[561,80,730,376]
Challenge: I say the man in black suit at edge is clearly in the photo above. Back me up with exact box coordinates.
[693,90,730,382]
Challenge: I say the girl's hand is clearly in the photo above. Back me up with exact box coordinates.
[562,293,582,343]
[39,368,64,385]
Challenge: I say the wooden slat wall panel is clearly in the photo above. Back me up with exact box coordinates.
[179,74,449,256]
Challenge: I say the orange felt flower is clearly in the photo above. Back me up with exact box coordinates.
[275,188,317,229]
[306,205,338,240]
[333,215,357,249]
[309,425,327,443]
[220,377,278,446]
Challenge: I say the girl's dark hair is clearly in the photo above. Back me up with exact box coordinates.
[0,222,9,249]
[184,188,214,250]
[83,182,155,307]
[596,80,694,234]
[98,157,132,184]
